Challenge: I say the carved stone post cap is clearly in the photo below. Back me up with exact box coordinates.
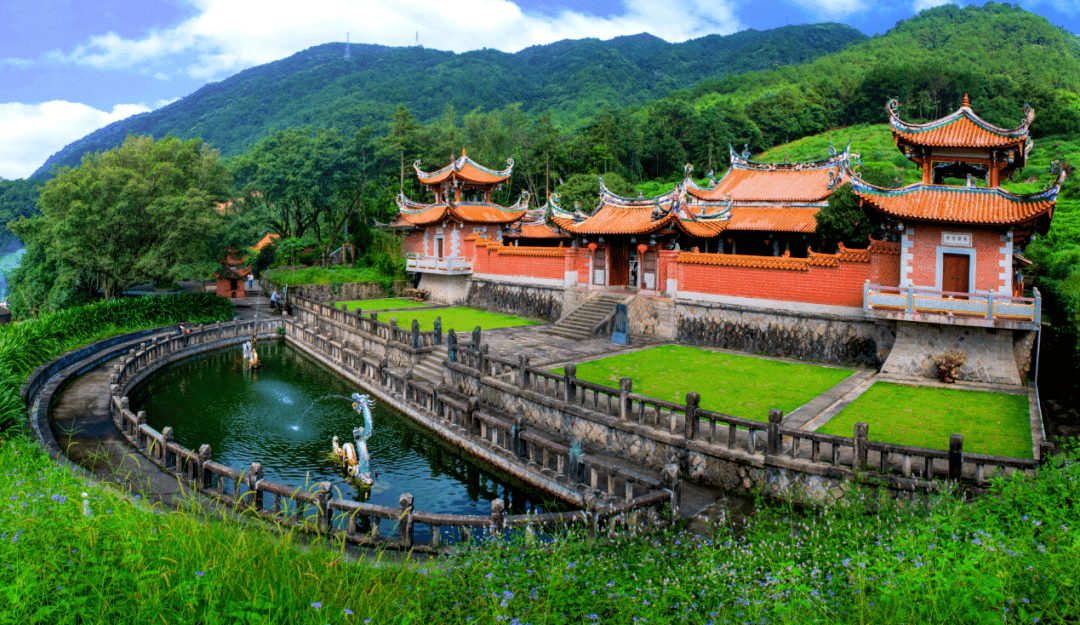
[661,463,679,482]
[161,426,173,438]
[686,391,701,407]
[490,498,505,514]
[316,481,332,493]
[249,462,262,474]
[853,422,869,438]
[399,493,414,508]
[768,408,783,424]
[198,444,212,458]
[619,377,633,391]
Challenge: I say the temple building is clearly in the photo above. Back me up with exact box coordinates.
[388,149,530,275]
[383,98,1057,386]
[853,96,1059,384]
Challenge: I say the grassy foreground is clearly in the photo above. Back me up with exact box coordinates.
[819,382,1034,458]
[2,433,1078,623]
[561,345,855,421]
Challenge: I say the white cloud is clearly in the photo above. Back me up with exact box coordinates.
[912,0,954,12]
[0,101,151,179]
[788,0,866,18]
[41,0,742,80]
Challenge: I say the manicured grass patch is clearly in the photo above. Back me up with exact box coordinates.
[376,307,539,332]
[330,298,426,311]
[267,265,386,286]
[818,382,1033,458]
[558,345,855,421]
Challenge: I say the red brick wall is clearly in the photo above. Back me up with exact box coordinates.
[676,257,871,308]
[473,244,565,280]
[906,224,1006,293]
[869,249,901,287]
[564,247,590,286]
[402,231,424,255]
[216,277,245,299]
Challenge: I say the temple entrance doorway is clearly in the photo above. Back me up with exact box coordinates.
[609,242,629,286]
[942,253,970,296]
[436,237,444,259]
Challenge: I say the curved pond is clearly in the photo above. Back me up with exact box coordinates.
[131,341,559,539]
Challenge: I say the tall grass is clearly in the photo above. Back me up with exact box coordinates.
[0,293,234,433]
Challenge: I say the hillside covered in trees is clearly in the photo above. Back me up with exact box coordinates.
[30,23,865,178]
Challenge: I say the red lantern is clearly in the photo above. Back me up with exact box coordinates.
[587,242,597,252]
[637,243,648,254]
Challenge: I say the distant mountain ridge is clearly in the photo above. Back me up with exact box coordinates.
[30,23,866,179]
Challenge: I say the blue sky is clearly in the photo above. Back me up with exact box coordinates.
[2,0,1079,179]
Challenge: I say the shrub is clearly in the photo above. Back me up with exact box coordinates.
[932,349,967,383]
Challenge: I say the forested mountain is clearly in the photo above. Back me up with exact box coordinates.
[30,23,865,178]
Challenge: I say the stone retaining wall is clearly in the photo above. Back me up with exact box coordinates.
[881,321,1027,385]
[675,299,896,367]
[288,280,412,303]
[466,278,563,321]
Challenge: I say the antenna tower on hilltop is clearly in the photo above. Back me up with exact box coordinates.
[344,32,351,60]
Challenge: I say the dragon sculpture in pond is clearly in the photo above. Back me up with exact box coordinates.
[331,393,376,487]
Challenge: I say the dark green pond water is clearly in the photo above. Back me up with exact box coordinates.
[131,342,558,538]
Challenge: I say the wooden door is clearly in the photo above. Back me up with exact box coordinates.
[436,237,444,258]
[609,243,629,286]
[942,253,970,295]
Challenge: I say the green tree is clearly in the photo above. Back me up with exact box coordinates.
[815,183,884,250]
[10,135,230,306]
[556,173,637,214]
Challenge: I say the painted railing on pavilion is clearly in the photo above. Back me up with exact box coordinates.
[864,281,1041,328]
[405,254,472,274]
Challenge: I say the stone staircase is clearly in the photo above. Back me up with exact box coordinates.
[544,293,627,341]
[411,345,448,385]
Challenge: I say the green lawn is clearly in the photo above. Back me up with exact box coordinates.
[331,298,426,311]
[818,382,1032,458]
[559,345,855,422]
[375,307,540,332]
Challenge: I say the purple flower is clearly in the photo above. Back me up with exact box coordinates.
[195,571,205,577]
[310,602,322,609]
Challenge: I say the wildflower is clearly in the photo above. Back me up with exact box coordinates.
[195,571,205,577]
[310,603,322,609]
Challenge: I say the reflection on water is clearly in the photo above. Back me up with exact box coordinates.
[131,342,561,539]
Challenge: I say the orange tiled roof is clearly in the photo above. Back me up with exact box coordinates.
[868,238,901,255]
[505,206,570,239]
[686,146,849,203]
[493,246,567,258]
[887,97,1032,151]
[852,178,1058,226]
[514,223,569,238]
[833,243,870,263]
[674,218,728,238]
[391,192,529,227]
[414,150,513,186]
[678,251,810,271]
[558,176,683,235]
[450,202,528,224]
[723,207,820,233]
[253,233,280,251]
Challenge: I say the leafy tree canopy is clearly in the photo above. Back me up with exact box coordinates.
[10,135,230,308]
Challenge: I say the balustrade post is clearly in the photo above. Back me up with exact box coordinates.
[949,434,963,480]
[853,422,868,471]
[518,355,530,389]
[684,392,701,440]
[162,427,175,473]
[513,417,525,458]
[466,397,480,437]
[662,462,681,522]
[863,280,870,312]
[136,411,147,449]
[198,444,213,490]
[479,344,489,374]
[472,326,482,350]
[564,364,577,403]
[398,493,415,548]
[987,293,995,321]
[767,408,783,455]
[248,462,263,512]
[906,286,915,314]
[434,317,442,345]
[447,330,457,363]
[618,378,632,421]
[316,482,332,533]
[490,498,505,538]
[119,398,130,432]
[411,319,420,349]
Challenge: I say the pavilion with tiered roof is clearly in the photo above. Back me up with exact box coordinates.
[856,95,1060,329]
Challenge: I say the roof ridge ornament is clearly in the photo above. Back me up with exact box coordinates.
[742,144,751,161]
[828,141,836,157]
[962,93,970,108]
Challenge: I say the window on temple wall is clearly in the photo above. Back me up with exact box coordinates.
[436,237,444,259]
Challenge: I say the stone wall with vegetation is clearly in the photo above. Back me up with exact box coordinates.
[674,300,895,367]
[466,279,563,321]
